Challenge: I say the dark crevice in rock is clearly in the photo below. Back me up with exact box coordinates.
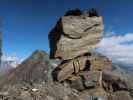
[73,61,76,74]
[52,67,62,81]
[77,60,80,73]
[112,82,121,92]
[84,60,91,71]
[79,75,87,89]
[83,24,100,32]
[79,59,91,72]
[93,97,98,100]
[83,52,92,56]
[62,33,82,39]
[60,59,70,65]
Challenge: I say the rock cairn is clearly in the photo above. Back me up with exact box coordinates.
[49,9,112,91]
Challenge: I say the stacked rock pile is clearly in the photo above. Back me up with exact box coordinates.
[49,9,113,91]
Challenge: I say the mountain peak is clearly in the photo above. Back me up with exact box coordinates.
[27,50,49,62]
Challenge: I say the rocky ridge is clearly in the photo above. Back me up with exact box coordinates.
[0,8,132,100]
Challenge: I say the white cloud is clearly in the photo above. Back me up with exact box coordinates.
[97,33,133,66]
[0,53,23,76]
[1,53,23,68]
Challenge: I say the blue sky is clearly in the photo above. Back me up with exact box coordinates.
[1,0,133,60]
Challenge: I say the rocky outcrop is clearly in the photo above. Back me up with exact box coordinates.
[50,9,112,90]
[49,10,103,60]
[49,9,133,100]
[50,9,112,92]
[0,8,133,100]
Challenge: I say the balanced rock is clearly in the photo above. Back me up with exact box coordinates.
[49,9,104,60]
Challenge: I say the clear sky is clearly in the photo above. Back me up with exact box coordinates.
[1,0,133,60]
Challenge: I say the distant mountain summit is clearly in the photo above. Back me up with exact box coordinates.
[0,50,53,85]
[27,50,49,62]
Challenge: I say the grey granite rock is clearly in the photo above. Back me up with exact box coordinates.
[49,13,103,60]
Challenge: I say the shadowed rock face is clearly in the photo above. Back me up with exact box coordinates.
[49,11,103,60]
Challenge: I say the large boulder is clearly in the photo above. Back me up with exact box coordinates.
[49,10,104,60]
